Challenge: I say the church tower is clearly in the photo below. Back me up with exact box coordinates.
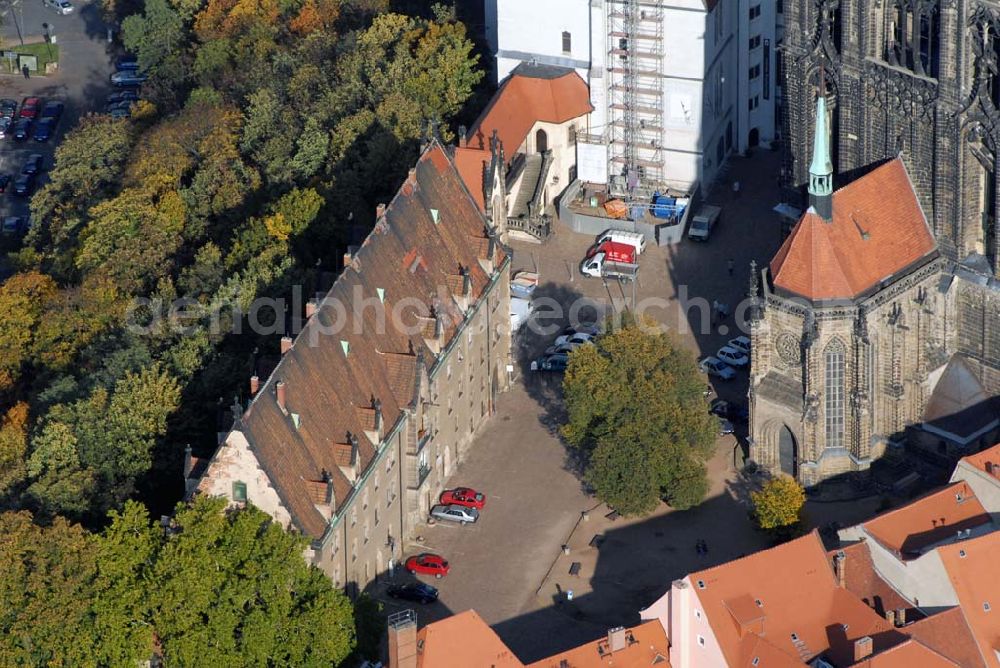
[808,91,833,220]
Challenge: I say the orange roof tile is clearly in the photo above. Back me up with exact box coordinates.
[416,610,524,668]
[937,532,1000,667]
[467,63,592,156]
[453,146,489,211]
[961,443,1000,476]
[903,607,987,668]
[863,482,991,557]
[849,638,960,667]
[770,159,937,301]
[829,543,911,615]
[526,621,670,668]
[690,531,900,667]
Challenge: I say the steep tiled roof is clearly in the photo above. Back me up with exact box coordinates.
[526,620,670,667]
[937,532,1000,667]
[830,543,911,615]
[215,142,503,538]
[452,146,489,211]
[848,639,960,667]
[960,443,1000,476]
[770,159,937,301]
[690,531,900,667]
[416,610,524,667]
[466,63,592,156]
[862,482,991,557]
[904,608,987,668]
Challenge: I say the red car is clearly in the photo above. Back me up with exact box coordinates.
[440,487,486,509]
[405,553,450,578]
[19,97,41,119]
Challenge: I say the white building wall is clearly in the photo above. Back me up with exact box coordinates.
[737,0,778,152]
[493,0,592,83]
[864,537,960,610]
[641,577,727,668]
[952,461,1000,520]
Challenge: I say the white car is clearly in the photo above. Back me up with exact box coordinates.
[44,0,74,13]
[717,345,749,367]
[430,504,479,525]
[553,331,595,347]
[699,356,736,380]
[728,336,751,355]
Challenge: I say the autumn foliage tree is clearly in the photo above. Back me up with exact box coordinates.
[561,318,717,516]
[751,475,807,539]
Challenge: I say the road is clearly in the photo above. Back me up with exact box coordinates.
[1,0,116,230]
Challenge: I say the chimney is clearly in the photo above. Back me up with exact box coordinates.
[376,203,386,220]
[487,235,497,263]
[853,637,873,662]
[458,124,467,147]
[183,444,193,479]
[321,468,335,506]
[388,610,418,668]
[305,299,318,319]
[896,607,906,625]
[281,335,293,355]
[987,461,996,476]
[407,168,417,186]
[434,308,444,341]
[373,397,383,437]
[461,265,471,297]
[249,375,260,396]
[885,609,896,626]
[607,626,626,653]
[276,381,287,413]
[833,550,847,588]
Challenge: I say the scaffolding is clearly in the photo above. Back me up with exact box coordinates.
[606,0,665,203]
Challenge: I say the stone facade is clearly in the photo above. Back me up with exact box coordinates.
[754,0,1000,484]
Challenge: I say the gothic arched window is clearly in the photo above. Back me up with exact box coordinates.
[885,0,940,78]
[824,339,846,449]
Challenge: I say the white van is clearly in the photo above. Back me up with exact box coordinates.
[595,229,646,255]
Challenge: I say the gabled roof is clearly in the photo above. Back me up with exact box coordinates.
[526,620,670,667]
[848,639,960,667]
[862,482,991,557]
[960,443,1000,477]
[205,142,503,538]
[924,356,999,437]
[466,62,592,156]
[452,146,490,211]
[690,531,899,667]
[903,607,987,668]
[416,610,523,667]
[770,159,937,301]
[829,542,911,615]
[937,532,1000,667]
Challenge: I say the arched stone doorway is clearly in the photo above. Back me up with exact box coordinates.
[535,128,548,153]
[778,425,797,477]
[748,127,760,148]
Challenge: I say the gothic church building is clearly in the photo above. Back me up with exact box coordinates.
[751,0,1000,484]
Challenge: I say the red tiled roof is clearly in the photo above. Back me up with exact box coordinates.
[690,531,901,667]
[849,638,960,667]
[770,159,937,301]
[828,543,911,616]
[863,482,991,557]
[903,607,987,668]
[214,142,505,538]
[937,532,1000,667]
[453,146,489,211]
[416,610,524,667]
[466,65,592,156]
[527,620,670,667]
[961,443,1000,476]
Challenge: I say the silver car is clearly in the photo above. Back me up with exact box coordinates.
[430,504,479,525]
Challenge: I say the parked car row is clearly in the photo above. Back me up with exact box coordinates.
[698,335,751,381]
[0,98,63,143]
[530,323,600,372]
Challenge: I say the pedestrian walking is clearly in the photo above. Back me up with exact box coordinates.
[727,258,735,276]
[732,180,741,199]
[21,64,29,80]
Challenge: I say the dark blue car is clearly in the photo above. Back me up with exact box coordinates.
[32,117,54,142]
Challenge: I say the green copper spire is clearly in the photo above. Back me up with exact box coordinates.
[808,93,834,220]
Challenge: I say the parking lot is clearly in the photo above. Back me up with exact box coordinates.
[371,150,794,660]
[1,0,117,239]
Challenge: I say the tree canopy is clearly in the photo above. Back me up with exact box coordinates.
[561,318,717,516]
[0,497,356,666]
[751,475,806,533]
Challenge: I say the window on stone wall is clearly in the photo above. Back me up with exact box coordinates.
[562,31,571,54]
[885,1,939,78]
[825,340,846,449]
[232,481,247,502]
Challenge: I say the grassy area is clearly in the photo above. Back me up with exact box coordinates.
[1,42,60,75]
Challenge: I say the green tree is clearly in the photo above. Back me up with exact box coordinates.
[751,475,806,531]
[150,496,355,666]
[561,319,716,516]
